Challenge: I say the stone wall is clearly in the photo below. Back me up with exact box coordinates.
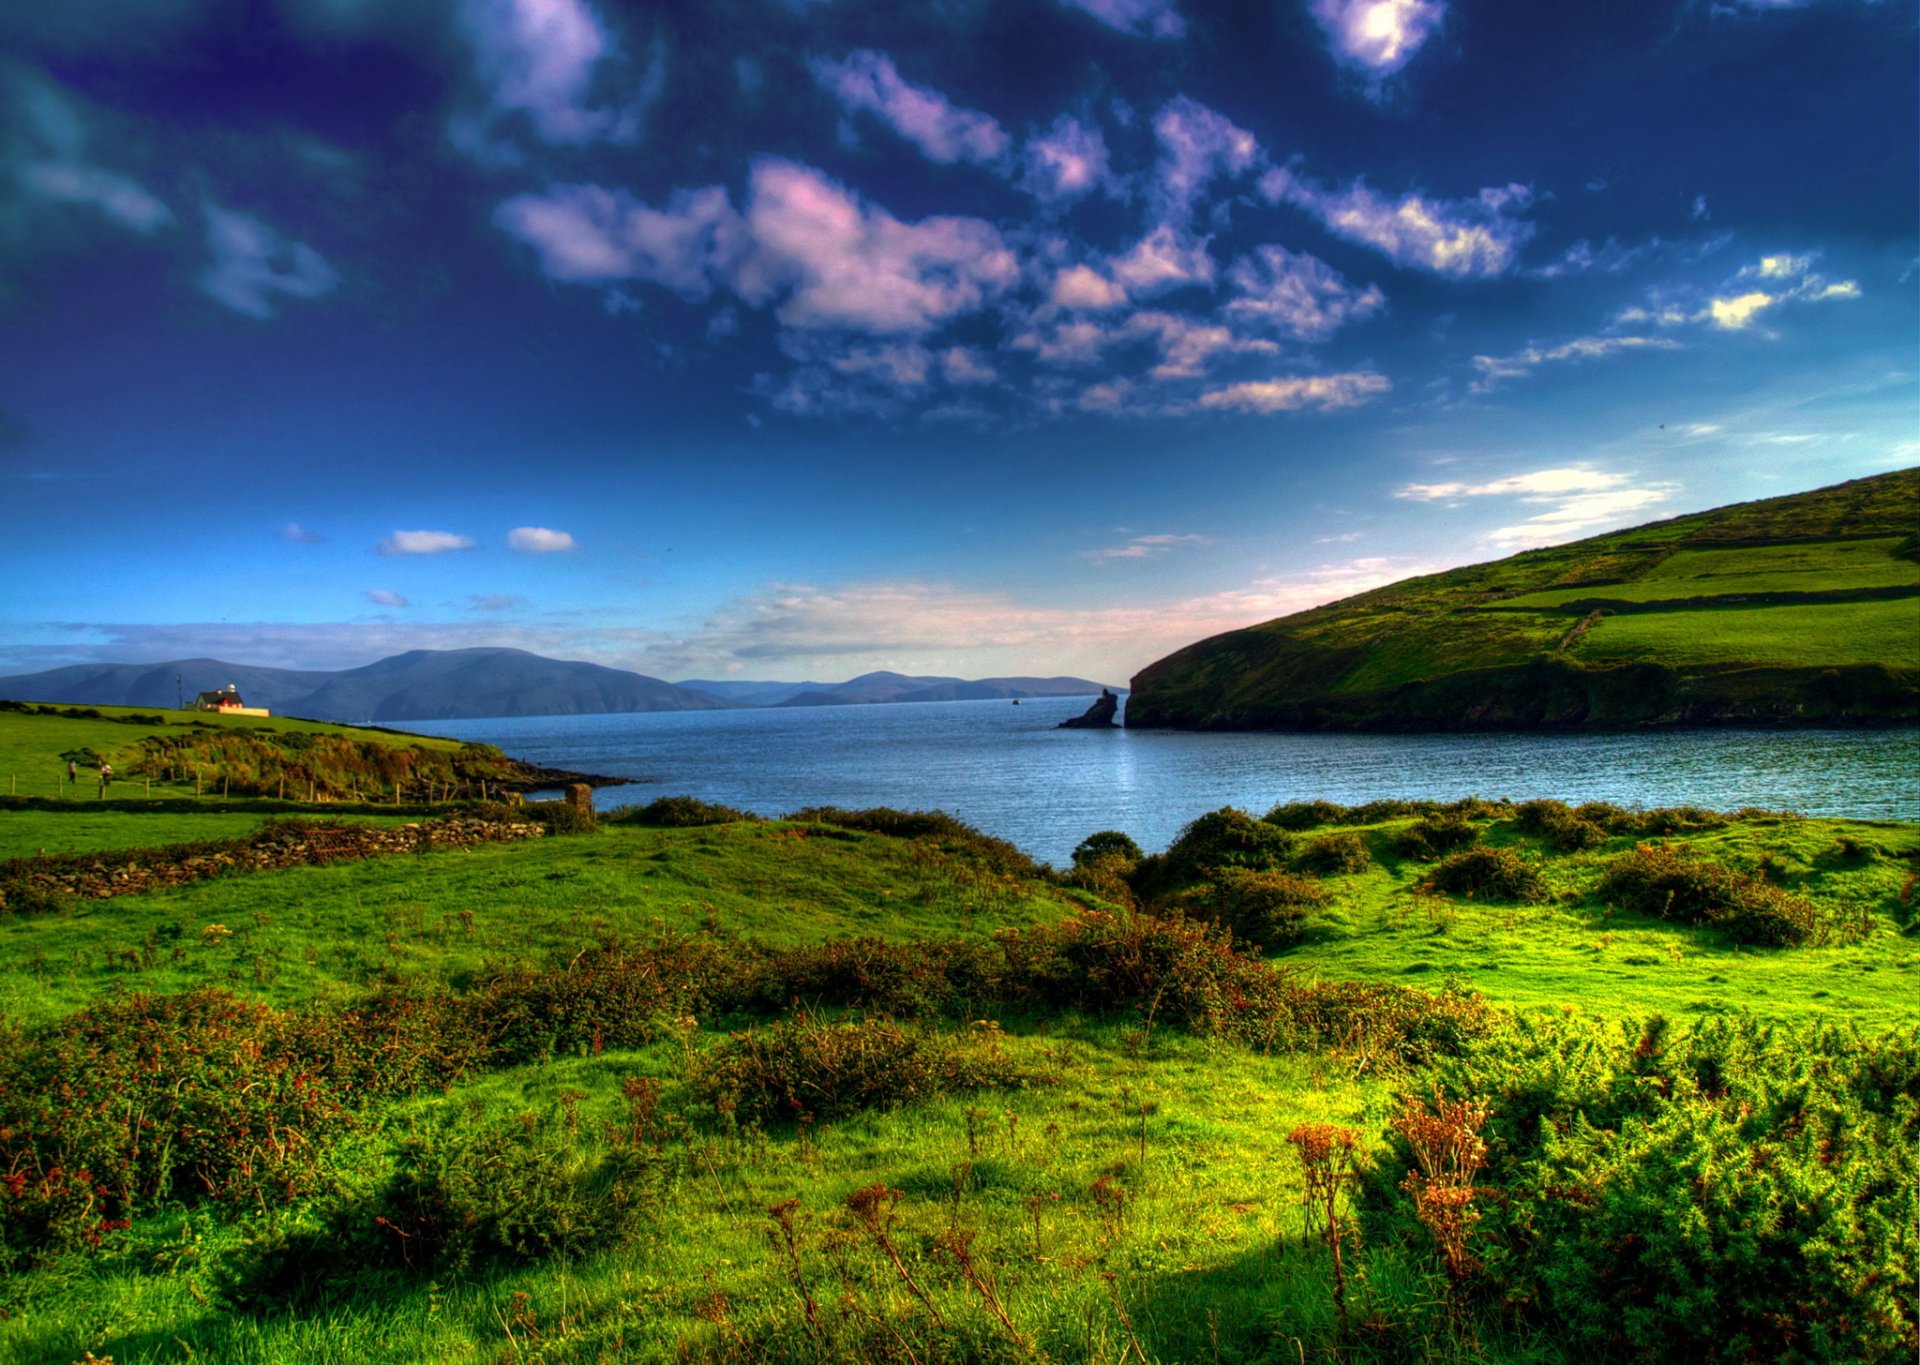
[1,816,546,908]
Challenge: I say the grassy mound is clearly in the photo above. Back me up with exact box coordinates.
[1126,467,1920,731]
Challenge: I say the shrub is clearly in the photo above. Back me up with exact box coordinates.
[524,800,597,835]
[1513,799,1606,849]
[737,936,1004,1019]
[1362,1017,1920,1361]
[1294,832,1373,876]
[695,1014,1019,1123]
[1141,808,1293,897]
[1072,830,1142,868]
[1595,844,1821,946]
[1166,868,1330,951]
[784,807,1040,876]
[216,1107,653,1310]
[1428,847,1548,903]
[1264,800,1347,831]
[610,795,759,827]
[1392,813,1480,861]
[0,991,351,1269]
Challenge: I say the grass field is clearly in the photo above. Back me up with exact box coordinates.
[1570,596,1920,667]
[1,735,1916,1363]
[1126,467,1920,729]
[1495,536,1919,608]
[0,705,465,803]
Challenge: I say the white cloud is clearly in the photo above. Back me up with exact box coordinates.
[1050,264,1128,311]
[1011,319,1118,368]
[939,347,999,385]
[740,160,1019,334]
[494,182,745,295]
[1085,532,1212,561]
[198,203,341,318]
[470,594,528,611]
[18,161,173,234]
[1615,252,1862,335]
[1394,465,1676,547]
[1197,371,1391,414]
[379,530,476,556]
[1468,334,1683,394]
[278,522,324,544]
[1109,222,1216,297]
[1224,245,1385,341]
[810,50,1008,167]
[496,160,1017,337]
[364,589,410,607]
[1152,96,1260,221]
[11,76,173,235]
[1275,177,1535,278]
[507,525,576,552]
[1055,0,1186,39]
[1022,115,1118,202]
[453,0,658,159]
[1310,0,1446,78]
[1127,312,1278,380]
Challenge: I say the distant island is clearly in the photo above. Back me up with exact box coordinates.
[0,649,1119,724]
[1126,467,1920,732]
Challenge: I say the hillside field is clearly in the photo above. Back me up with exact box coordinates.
[1127,468,1920,731]
[1,716,1915,1364]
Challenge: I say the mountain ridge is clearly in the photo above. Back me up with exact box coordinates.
[1125,467,1920,733]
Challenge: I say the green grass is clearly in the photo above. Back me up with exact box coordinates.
[1495,537,1920,607]
[2,797,1915,1363]
[0,706,463,803]
[1126,466,1920,730]
[1570,596,1920,667]
[0,821,1088,1021]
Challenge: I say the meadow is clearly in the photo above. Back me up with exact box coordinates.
[1,706,1916,1364]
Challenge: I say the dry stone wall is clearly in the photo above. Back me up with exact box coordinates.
[1,816,545,908]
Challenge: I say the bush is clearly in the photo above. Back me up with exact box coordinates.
[1362,1017,1920,1361]
[610,795,760,827]
[696,1014,1019,1123]
[524,800,597,835]
[1294,832,1373,876]
[1512,799,1605,850]
[1428,847,1548,903]
[1166,868,1330,951]
[1140,808,1293,897]
[1392,813,1480,861]
[1595,844,1822,946]
[1264,800,1347,831]
[0,991,352,1270]
[784,807,1040,876]
[217,1107,652,1309]
[1072,830,1142,868]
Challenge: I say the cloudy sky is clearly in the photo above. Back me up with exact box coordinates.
[1,0,1913,684]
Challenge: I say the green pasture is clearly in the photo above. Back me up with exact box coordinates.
[2,786,1916,1363]
[0,706,460,803]
[1494,537,1919,608]
[1569,596,1920,667]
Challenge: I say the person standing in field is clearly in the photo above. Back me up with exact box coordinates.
[67,759,76,784]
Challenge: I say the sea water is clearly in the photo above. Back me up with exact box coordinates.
[406,698,1920,867]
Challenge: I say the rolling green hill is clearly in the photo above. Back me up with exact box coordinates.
[1126,467,1920,732]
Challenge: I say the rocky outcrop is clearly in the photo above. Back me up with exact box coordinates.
[0,816,546,909]
[1057,689,1120,729]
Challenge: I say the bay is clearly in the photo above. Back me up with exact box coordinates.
[406,698,1920,867]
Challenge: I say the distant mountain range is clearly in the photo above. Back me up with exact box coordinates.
[0,650,1118,723]
[677,672,1117,708]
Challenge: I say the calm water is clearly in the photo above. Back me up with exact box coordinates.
[407,699,1920,866]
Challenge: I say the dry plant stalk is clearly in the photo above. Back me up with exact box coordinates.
[766,1199,824,1339]
[1390,1092,1490,1334]
[1286,1122,1361,1339]
[845,1183,947,1327]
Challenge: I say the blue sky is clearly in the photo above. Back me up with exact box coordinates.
[1,0,1913,685]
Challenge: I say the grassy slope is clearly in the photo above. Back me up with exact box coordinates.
[0,706,465,802]
[2,795,1915,1363]
[1126,467,1920,731]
